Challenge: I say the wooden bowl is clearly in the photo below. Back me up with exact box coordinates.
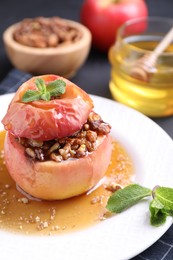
[3,19,92,78]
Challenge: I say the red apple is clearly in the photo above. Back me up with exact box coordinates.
[2,75,94,141]
[80,0,148,51]
[4,132,112,200]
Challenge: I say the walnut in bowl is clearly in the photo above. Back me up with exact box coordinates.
[3,17,92,78]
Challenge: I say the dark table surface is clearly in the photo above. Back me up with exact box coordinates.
[0,1,173,259]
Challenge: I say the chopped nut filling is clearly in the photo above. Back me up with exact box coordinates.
[16,111,111,162]
[13,16,83,48]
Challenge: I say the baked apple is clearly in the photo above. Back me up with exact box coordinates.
[2,75,112,200]
[2,75,94,140]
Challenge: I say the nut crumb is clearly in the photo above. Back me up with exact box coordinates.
[35,216,40,223]
[99,211,112,221]
[37,220,51,230]
[18,197,29,204]
[4,184,10,189]
[62,226,66,230]
[51,225,60,231]
[104,182,122,192]
[0,150,4,158]
[91,195,104,205]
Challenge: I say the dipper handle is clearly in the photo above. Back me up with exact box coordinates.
[131,26,173,82]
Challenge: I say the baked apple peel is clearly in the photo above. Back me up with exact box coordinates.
[2,75,112,200]
[2,75,94,140]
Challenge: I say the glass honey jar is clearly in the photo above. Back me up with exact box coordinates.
[109,17,173,117]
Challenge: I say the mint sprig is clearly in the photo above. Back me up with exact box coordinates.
[22,78,66,102]
[106,184,173,227]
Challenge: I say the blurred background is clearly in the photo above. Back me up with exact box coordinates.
[1,0,173,91]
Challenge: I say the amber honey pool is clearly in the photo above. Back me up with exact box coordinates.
[0,130,133,236]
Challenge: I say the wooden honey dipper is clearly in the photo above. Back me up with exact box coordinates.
[131,26,173,82]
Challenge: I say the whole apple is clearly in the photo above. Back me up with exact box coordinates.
[80,0,148,52]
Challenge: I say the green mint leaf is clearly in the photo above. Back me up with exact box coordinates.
[150,196,164,210]
[164,209,173,217]
[150,198,167,226]
[22,90,42,103]
[46,79,66,97]
[41,92,50,101]
[154,187,173,210]
[106,184,151,213]
[21,78,66,103]
[35,78,46,93]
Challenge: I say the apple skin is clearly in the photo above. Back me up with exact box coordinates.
[80,0,148,51]
[2,75,94,141]
[4,132,112,200]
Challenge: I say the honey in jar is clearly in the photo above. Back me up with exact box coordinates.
[109,17,173,117]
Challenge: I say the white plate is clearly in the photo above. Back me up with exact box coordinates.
[0,93,173,260]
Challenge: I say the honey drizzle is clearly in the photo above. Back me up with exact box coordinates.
[0,131,133,236]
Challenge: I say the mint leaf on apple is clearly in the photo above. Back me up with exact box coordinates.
[22,78,66,103]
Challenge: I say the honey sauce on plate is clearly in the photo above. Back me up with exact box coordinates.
[0,131,133,236]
